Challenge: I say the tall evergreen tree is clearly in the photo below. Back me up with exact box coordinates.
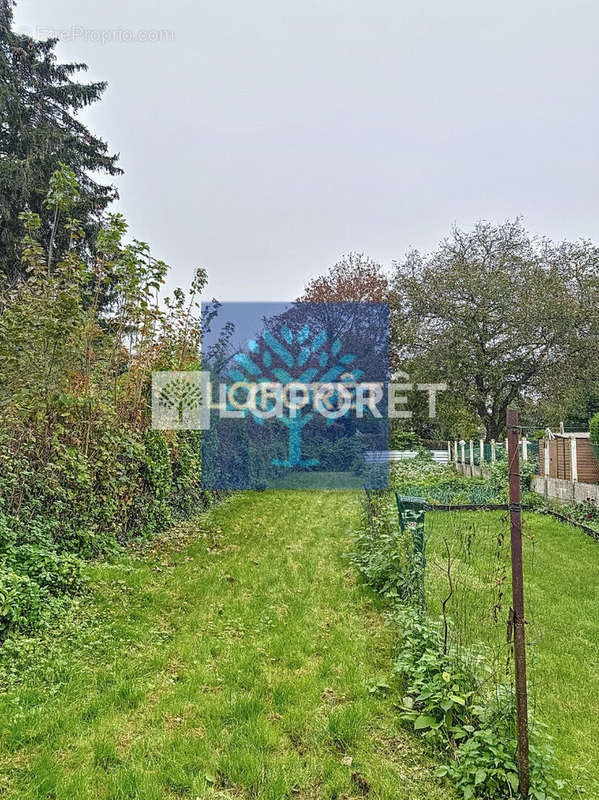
[0,0,122,278]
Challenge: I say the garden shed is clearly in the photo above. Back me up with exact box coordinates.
[539,432,599,484]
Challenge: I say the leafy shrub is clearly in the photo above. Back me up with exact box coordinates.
[349,494,415,602]
[9,546,84,595]
[143,430,173,502]
[302,433,367,473]
[0,508,16,554]
[394,607,481,747]
[0,169,222,641]
[390,429,423,451]
[543,497,599,534]
[0,569,43,633]
[350,490,560,799]
[169,431,209,518]
[393,608,559,799]
[443,719,560,800]
[0,420,215,639]
[391,457,504,505]
[488,460,537,492]
[522,490,545,510]
[390,455,455,486]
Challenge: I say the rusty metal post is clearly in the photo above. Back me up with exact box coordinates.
[507,409,530,798]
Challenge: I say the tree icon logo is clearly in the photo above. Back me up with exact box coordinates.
[152,372,203,429]
[227,323,361,468]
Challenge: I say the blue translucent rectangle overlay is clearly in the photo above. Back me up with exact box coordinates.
[201,301,390,490]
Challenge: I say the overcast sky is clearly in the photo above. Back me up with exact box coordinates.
[14,0,599,302]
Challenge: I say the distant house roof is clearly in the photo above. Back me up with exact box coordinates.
[545,430,589,439]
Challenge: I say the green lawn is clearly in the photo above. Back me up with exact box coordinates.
[424,510,599,798]
[268,472,366,489]
[0,491,453,800]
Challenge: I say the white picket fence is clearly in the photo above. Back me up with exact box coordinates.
[365,450,449,464]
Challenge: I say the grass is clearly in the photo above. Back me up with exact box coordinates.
[424,509,599,798]
[268,472,366,489]
[0,491,454,800]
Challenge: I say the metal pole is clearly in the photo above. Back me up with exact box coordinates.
[507,409,530,798]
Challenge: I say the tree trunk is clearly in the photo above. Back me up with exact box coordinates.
[479,411,505,441]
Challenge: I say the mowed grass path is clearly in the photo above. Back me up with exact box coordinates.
[0,491,453,800]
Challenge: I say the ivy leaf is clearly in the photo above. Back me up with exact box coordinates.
[414,714,437,730]
[507,773,519,792]
[474,768,487,786]
[449,694,466,706]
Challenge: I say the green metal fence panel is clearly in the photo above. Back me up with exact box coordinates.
[395,493,427,609]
